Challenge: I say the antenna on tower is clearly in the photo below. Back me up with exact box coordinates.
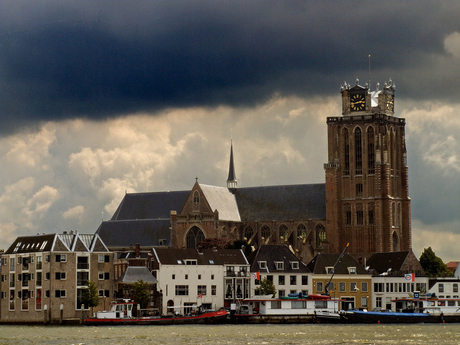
[368,54,371,87]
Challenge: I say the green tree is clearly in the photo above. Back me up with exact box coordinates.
[255,278,277,298]
[419,247,453,278]
[82,281,99,314]
[132,279,150,309]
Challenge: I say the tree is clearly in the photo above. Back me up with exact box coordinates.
[255,278,277,298]
[419,247,453,278]
[82,281,99,314]
[132,279,150,309]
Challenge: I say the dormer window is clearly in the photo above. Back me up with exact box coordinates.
[275,262,284,270]
[348,267,356,274]
[185,259,197,265]
[290,261,299,269]
[325,266,334,274]
[258,261,267,269]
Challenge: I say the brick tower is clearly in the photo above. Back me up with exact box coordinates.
[324,79,411,258]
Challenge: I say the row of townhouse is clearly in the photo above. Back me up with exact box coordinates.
[1,233,448,323]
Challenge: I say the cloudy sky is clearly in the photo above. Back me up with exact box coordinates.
[2,0,460,262]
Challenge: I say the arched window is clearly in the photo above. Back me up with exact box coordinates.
[186,226,205,249]
[392,231,400,252]
[392,202,396,227]
[261,225,270,240]
[279,224,289,240]
[367,126,375,174]
[343,128,350,175]
[397,203,401,227]
[316,224,326,248]
[297,224,307,239]
[244,227,254,241]
[355,127,362,175]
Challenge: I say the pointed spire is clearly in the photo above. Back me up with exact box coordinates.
[227,139,237,189]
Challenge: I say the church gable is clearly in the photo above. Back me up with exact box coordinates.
[180,182,214,216]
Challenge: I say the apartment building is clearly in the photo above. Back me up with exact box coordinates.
[0,232,112,324]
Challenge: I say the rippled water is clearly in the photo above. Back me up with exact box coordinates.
[1,324,460,345]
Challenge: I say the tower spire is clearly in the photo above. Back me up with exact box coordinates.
[227,138,237,189]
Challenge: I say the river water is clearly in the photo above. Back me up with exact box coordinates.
[1,324,459,345]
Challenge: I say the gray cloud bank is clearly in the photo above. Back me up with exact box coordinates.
[2,0,460,135]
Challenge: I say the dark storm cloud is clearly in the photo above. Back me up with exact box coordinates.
[1,0,460,134]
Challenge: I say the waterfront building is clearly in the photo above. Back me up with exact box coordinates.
[307,253,372,310]
[428,277,460,299]
[366,251,428,311]
[151,247,250,313]
[0,232,112,324]
[247,245,311,298]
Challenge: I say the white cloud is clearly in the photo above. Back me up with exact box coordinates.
[63,205,85,221]
[445,31,460,58]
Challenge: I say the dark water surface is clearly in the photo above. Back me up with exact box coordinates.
[1,323,459,345]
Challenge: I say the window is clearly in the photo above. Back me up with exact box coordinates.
[36,272,42,287]
[55,272,66,280]
[211,274,214,280]
[361,297,368,308]
[211,285,217,296]
[346,211,352,226]
[325,267,334,274]
[258,261,267,269]
[376,297,382,308]
[361,282,368,292]
[355,127,362,175]
[368,127,375,174]
[198,274,201,280]
[302,276,308,285]
[98,290,110,297]
[290,276,297,285]
[98,272,104,280]
[348,267,356,274]
[172,274,175,280]
[344,129,350,175]
[185,260,197,265]
[271,301,281,309]
[291,300,306,309]
[267,275,273,282]
[77,272,89,286]
[55,290,66,298]
[374,282,383,292]
[9,274,15,288]
[279,275,285,285]
[316,282,323,292]
[315,300,327,309]
[45,272,50,280]
[291,262,299,269]
[77,256,89,269]
[368,210,374,225]
[439,284,444,293]
[275,262,284,270]
[185,274,188,280]
[339,282,346,292]
[197,285,206,296]
[454,284,458,293]
[356,210,364,225]
[10,258,15,271]
[36,256,42,270]
[175,285,189,296]
[55,254,67,262]
[45,290,50,298]
[45,255,50,262]
[356,183,363,197]
[351,282,357,292]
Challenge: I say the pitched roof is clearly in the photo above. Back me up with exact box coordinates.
[307,253,369,275]
[96,219,170,248]
[153,248,249,266]
[234,183,325,221]
[111,191,189,220]
[247,245,310,273]
[200,184,240,221]
[117,266,158,284]
[366,251,411,274]
[5,233,109,254]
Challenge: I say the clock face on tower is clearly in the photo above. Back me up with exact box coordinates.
[350,94,365,111]
[386,95,394,111]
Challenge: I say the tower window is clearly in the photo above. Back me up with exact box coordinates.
[368,210,374,225]
[346,211,352,226]
[367,127,375,174]
[356,183,363,197]
[356,211,364,225]
[355,127,362,175]
[343,129,350,176]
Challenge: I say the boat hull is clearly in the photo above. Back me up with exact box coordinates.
[83,310,228,326]
[339,311,443,324]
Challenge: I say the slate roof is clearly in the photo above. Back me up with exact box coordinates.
[366,251,411,274]
[200,184,240,221]
[111,191,189,220]
[117,266,158,284]
[307,253,370,275]
[233,183,325,221]
[153,248,249,266]
[247,245,310,273]
[96,219,171,248]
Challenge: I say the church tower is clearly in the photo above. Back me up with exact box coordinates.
[324,78,411,258]
[227,139,237,189]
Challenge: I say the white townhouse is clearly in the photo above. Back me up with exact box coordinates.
[152,247,250,314]
[428,278,460,299]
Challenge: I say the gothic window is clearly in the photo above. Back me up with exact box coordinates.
[356,183,363,197]
[343,128,350,175]
[397,203,401,227]
[355,127,362,175]
[316,224,326,248]
[244,227,254,241]
[186,226,205,249]
[367,127,375,174]
[344,204,352,226]
[297,224,307,239]
[368,203,375,225]
[356,204,364,225]
[193,191,200,211]
[261,225,271,240]
[392,231,400,251]
[279,224,289,240]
